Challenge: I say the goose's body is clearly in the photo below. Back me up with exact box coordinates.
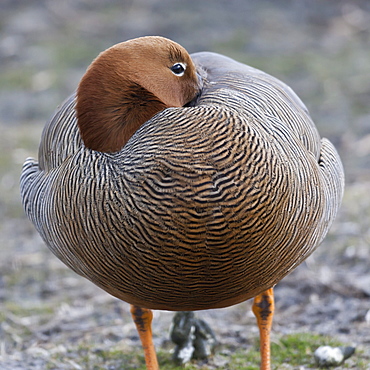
[20,37,344,369]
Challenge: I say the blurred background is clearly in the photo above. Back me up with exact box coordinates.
[1,0,369,369]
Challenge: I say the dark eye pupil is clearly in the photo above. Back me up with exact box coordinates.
[171,63,185,74]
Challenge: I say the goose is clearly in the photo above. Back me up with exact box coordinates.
[20,36,344,370]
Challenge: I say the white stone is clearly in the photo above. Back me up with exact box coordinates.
[314,346,344,366]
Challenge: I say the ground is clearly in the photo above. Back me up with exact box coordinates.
[0,1,370,369]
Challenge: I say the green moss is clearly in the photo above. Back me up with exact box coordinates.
[0,67,35,90]
[30,331,367,369]
[4,301,54,317]
[271,333,343,366]
[51,40,101,71]
[218,333,354,369]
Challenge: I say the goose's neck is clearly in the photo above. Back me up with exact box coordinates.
[76,83,167,153]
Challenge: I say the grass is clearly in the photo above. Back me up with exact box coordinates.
[270,333,343,368]
[7,295,351,370]
[36,332,363,370]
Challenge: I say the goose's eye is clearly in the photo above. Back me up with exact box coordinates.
[170,63,186,76]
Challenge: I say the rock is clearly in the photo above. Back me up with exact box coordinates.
[314,345,356,367]
[170,311,217,364]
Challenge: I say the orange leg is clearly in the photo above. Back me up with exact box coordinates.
[130,305,159,370]
[252,288,275,370]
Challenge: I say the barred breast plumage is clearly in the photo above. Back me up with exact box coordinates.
[20,37,344,370]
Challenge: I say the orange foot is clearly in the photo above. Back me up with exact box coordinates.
[252,288,275,370]
[130,305,159,370]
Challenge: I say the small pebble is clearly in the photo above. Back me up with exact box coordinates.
[314,345,355,367]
